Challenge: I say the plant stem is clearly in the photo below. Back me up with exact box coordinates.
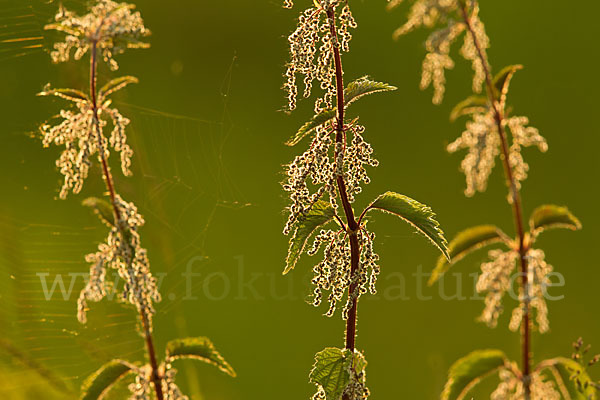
[89,41,165,400]
[459,3,531,397]
[326,5,360,355]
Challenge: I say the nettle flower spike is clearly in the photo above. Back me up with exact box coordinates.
[129,363,187,400]
[284,0,357,112]
[492,368,561,400]
[39,77,138,199]
[78,195,161,330]
[476,247,552,333]
[282,118,377,235]
[389,0,489,104]
[309,227,380,319]
[447,65,548,197]
[432,205,582,334]
[45,0,150,70]
[447,110,547,197]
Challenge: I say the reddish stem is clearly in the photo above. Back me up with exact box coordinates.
[325,5,360,356]
[89,41,164,400]
[459,3,531,397]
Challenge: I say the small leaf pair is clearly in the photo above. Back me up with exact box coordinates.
[449,64,522,122]
[442,350,597,400]
[80,336,235,400]
[430,204,581,285]
[38,76,138,105]
[286,77,397,146]
[284,191,449,274]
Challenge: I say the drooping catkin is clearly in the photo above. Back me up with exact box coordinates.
[77,195,161,330]
[284,0,356,112]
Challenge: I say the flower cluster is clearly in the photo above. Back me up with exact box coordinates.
[160,362,187,400]
[476,248,552,333]
[492,368,560,400]
[343,364,370,400]
[283,124,336,234]
[77,195,161,330]
[282,121,377,235]
[284,0,356,112]
[447,111,499,196]
[419,21,463,104]
[390,0,489,104]
[39,86,134,199]
[129,362,186,400]
[459,2,488,93]
[505,116,548,188]
[308,228,379,319]
[129,364,153,400]
[344,124,379,202]
[46,0,150,70]
[476,249,517,329]
[509,249,552,334]
[448,111,546,197]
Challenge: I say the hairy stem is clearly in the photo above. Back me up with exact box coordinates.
[326,5,360,355]
[90,41,164,400]
[459,3,531,397]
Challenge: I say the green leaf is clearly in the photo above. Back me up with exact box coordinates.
[343,76,397,107]
[80,359,134,400]
[285,77,396,146]
[442,349,507,400]
[492,64,522,106]
[285,110,335,147]
[539,357,597,400]
[449,95,488,122]
[38,88,89,103]
[99,76,139,100]
[529,205,582,236]
[429,225,508,285]
[285,200,335,274]
[82,197,115,227]
[366,191,449,260]
[165,337,236,377]
[309,348,353,400]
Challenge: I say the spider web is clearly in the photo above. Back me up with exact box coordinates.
[0,1,249,398]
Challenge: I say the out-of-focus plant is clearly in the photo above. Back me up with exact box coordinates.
[389,1,593,399]
[37,1,235,398]
[281,1,450,399]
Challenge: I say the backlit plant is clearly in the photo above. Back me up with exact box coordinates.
[390,0,596,399]
[37,1,235,399]
[281,1,450,399]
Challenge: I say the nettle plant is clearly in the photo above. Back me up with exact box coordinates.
[390,0,596,399]
[281,1,450,399]
[38,1,235,399]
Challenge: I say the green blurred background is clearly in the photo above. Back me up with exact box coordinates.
[0,0,598,398]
